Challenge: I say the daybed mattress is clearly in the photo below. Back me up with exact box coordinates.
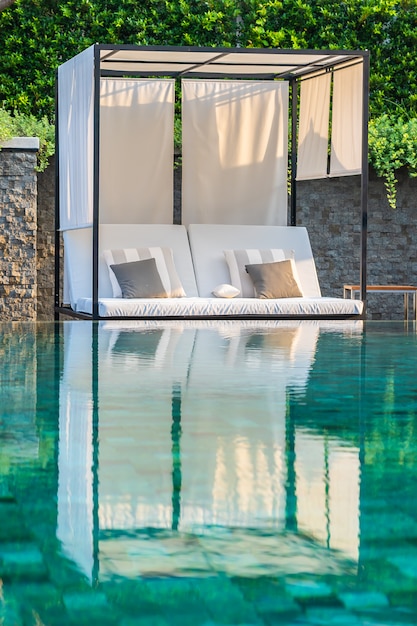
[76,297,363,318]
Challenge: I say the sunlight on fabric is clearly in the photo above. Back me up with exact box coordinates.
[296,432,360,561]
[330,63,363,177]
[99,78,175,224]
[182,80,289,226]
[297,73,331,180]
[58,45,95,230]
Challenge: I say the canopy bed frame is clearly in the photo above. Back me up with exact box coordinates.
[54,44,369,320]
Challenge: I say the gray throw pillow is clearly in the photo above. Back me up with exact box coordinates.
[110,257,169,298]
[103,247,186,298]
[224,248,291,297]
[245,259,303,299]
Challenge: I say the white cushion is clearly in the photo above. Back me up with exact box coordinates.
[63,224,199,309]
[76,296,363,317]
[188,224,322,298]
[212,284,240,298]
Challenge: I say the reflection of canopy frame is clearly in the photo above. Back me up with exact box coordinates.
[56,321,363,583]
[55,45,370,319]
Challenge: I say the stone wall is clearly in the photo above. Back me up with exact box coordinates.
[2,145,417,321]
[0,140,39,321]
[176,164,417,320]
[37,155,56,321]
[34,162,417,321]
[296,168,417,320]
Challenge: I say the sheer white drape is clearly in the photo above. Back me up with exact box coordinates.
[58,61,175,229]
[99,79,175,224]
[296,73,331,180]
[181,80,289,226]
[58,45,95,230]
[58,48,363,234]
[330,63,363,177]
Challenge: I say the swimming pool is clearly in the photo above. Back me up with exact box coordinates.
[0,320,416,625]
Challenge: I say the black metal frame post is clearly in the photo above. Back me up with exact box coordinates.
[360,52,370,317]
[92,45,101,320]
[54,71,61,320]
[290,78,298,226]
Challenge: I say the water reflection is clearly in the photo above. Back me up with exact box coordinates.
[57,320,364,582]
[1,320,417,623]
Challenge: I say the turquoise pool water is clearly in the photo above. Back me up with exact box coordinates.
[1,320,417,625]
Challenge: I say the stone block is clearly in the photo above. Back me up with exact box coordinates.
[0,145,37,321]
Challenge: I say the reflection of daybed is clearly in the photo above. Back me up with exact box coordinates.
[55,45,369,320]
[58,320,362,581]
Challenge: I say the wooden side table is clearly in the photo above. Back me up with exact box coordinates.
[343,285,417,321]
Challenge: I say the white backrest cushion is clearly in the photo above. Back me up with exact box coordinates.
[64,228,93,309]
[64,224,199,309]
[187,224,321,298]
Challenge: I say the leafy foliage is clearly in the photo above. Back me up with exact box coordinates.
[243,0,417,118]
[0,107,54,171]
[0,0,416,203]
[369,115,417,208]
[0,0,416,120]
[0,106,15,141]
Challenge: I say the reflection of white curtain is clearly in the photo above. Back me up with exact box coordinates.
[330,64,363,177]
[97,325,196,533]
[179,325,318,529]
[99,79,175,224]
[182,80,289,226]
[58,387,94,580]
[296,73,331,180]
[57,324,94,581]
[295,432,360,561]
[58,45,95,231]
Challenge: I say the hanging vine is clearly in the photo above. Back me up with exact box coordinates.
[368,115,417,209]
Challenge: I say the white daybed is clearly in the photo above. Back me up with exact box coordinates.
[64,223,363,319]
[55,45,369,320]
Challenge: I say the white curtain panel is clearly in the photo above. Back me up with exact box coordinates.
[58,45,95,230]
[182,80,289,226]
[296,73,331,180]
[330,63,363,177]
[99,79,175,224]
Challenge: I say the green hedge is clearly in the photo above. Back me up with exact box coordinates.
[0,0,416,204]
[369,115,417,208]
[1,0,416,120]
[0,108,54,171]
